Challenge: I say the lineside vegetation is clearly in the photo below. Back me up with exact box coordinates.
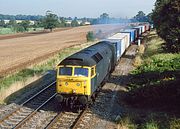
[118,31,180,129]
[152,0,180,53]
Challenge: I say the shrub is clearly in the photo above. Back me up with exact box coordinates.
[86,31,95,42]
[152,0,180,53]
[132,54,180,74]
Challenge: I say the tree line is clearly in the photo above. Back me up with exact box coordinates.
[0,14,44,21]
[0,12,133,33]
[0,12,81,32]
[131,11,152,23]
[152,0,180,53]
[0,11,153,36]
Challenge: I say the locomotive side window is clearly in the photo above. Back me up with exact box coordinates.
[91,52,103,63]
[59,67,72,76]
[74,68,88,77]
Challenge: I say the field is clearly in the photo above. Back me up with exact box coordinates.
[0,24,125,76]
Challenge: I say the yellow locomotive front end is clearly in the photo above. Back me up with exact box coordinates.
[56,65,92,107]
[57,65,91,95]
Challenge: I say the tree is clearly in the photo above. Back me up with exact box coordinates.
[71,19,79,27]
[32,20,43,28]
[42,11,60,32]
[86,31,95,42]
[0,20,5,27]
[8,19,17,26]
[99,13,109,24]
[59,17,66,27]
[14,24,25,32]
[133,11,148,22]
[147,13,153,24]
[19,20,30,31]
[152,0,180,52]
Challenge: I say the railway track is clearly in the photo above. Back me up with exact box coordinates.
[0,45,138,129]
[44,46,137,129]
[45,107,92,129]
[64,45,138,129]
[0,81,56,129]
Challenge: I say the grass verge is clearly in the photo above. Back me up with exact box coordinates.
[118,31,180,129]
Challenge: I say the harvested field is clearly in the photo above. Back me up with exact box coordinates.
[0,24,126,76]
[0,27,72,40]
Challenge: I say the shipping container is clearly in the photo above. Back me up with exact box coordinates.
[139,25,145,33]
[108,33,129,48]
[133,27,141,36]
[135,26,142,35]
[104,39,125,61]
[132,28,138,39]
[146,24,150,31]
[120,29,136,43]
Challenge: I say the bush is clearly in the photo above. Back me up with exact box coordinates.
[86,31,95,42]
[14,25,25,32]
[133,54,180,74]
[152,0,180,53]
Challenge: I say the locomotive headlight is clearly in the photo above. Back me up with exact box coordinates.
[76,83,80,86]
[73,90,76,93]
[65,82,68,86]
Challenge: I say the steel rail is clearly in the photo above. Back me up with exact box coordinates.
[13,93,57,129]
[0,81,56,127]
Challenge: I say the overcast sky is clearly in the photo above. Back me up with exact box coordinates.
[0,0,156,18]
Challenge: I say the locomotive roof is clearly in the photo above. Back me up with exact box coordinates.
[59,41,113,67]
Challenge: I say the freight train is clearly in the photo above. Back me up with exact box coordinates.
[55,23,150,108]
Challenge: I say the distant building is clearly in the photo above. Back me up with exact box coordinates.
[65,20,90,26]
[4,20,10,24]
[29,20,35,25]
[83,21,91,25]
[65,20,72,25]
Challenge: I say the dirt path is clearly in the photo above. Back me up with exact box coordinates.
[0,24,125,76]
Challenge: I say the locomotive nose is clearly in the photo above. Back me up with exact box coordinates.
[55,94,63,103]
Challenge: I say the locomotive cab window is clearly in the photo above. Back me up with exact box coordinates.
[74,68,88,77]
[59,67,72,76]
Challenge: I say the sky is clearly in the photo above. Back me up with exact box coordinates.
[0,0,156,18]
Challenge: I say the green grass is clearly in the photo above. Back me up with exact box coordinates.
[118,112,180,129]
[132,31,180,74]
[143,35,164,58]
[0,27,15,34]
[141,121,158,129]
[0,27,44,35]
[170,118,180,129]
[0,42,96,93]
[27,27,44,32]
[132,53,180,74]
[118,116,138,129]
